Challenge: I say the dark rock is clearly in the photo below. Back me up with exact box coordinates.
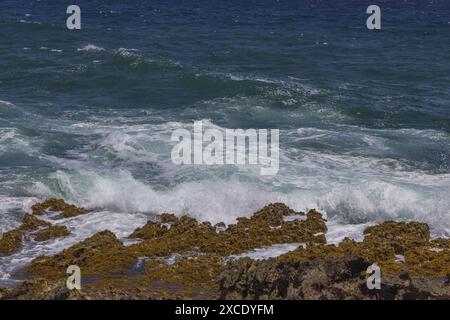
[219,254,450,300]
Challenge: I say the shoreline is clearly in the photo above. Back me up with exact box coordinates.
[0,199,449,300]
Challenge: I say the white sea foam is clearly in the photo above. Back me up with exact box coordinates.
[0,128,34,155]
[224,73,322,96]
[23,157,450,240]
[19,20,41,25]
[77,44,105,52]
[16,117,449,236]
[1,114,449,284]
[229,243,304,260]
[30,170,273,225]
[111,48,182,68]
[0,197,38,234]
[0,100,14,107]
[116,47,140,56]
[325,219,374,245]
[2,153,450,281]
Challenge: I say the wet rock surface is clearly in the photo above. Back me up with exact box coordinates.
[1,199,449,299]
[0,213,70,256]
[0,229,23,256]
[34,225,71,242]
[31,198,89,218]
[219,255,450,300]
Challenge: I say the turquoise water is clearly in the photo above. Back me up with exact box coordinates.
[0,0,449,282]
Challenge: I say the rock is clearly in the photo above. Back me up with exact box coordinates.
[214,222,226,233]
[398,270,410,280]
[0,214,70,256]
[219,253,450,300]
[27,230,136,280]
[0,279,83,300]
[3,202,450,300]
[363,221,430,256]
[35,225,70,242]
[279,220,450,278]
[251,202,297,226]
[127,203,327,258]
[20,214,51,231]
[0,230,23,256]
[31,198,89,218]
[0,214,51,256]
[219,254,371,299]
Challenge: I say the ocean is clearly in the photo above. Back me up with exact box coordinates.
[0,0,449,284]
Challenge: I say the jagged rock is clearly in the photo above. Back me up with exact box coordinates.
[31,198,89,218]
[27,230,136,280]
[0,214,70,256]
[0,279,83,300]
[20,214,51,231]
[35,225,70,242]
[0,229,23,256]
[128,204,326,258]
[363,221,430,257]
[278,222,450,277]
[219,254,450,300]
[3,201,450,300]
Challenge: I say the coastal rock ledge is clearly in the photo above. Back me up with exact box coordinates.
[0,199,449,300]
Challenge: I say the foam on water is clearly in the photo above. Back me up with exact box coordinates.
[8,116,446,237]
[0,197,37,234]
[23,160,450,238]
[0,128,34,155]
[0,210,149,284]
[325,219,374,245]
[0,100,14,107]
[77,44,105,52]
[229,243,304,260]
[0,112,447,234]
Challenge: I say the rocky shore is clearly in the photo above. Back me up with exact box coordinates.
[0,199,449,300]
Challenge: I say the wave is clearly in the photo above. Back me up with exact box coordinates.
[3,160,448,283]
[77,44,105,52]
[1,110,449,263]
[2,121,450,282]
[0,100,14,107]
[5,116,443,238]
[26,160,450,238]
[19,19,41,25]
[75,45,182,70]
[0,128,34,156]
[39,46,62,53]
[108,47,182,69]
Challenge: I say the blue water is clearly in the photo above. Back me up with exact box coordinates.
[0,0,449,281]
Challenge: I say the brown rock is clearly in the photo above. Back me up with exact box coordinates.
[27,230,136,280]
[0,214,70,256]
[35,225,70,242]
[31,198,89,218]
[219,254,450,300]
[0,230,23,256]
[20,214,51,231]
[4,203,449,300]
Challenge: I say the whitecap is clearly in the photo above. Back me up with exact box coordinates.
[77,44,105,52]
